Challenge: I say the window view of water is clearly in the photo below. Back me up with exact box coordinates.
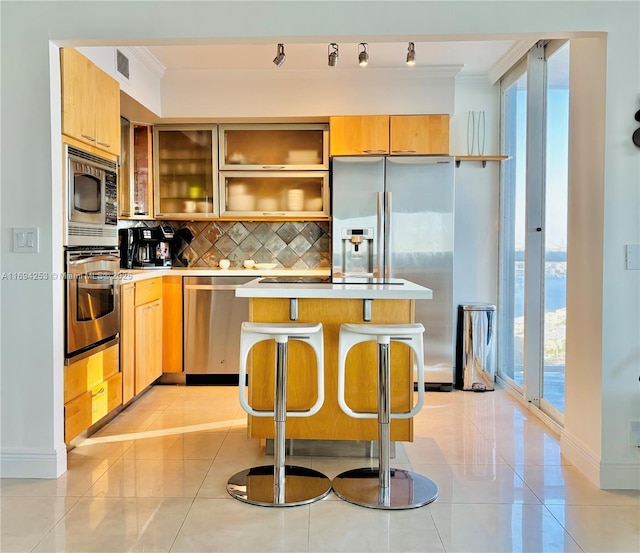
[513,250,567,411]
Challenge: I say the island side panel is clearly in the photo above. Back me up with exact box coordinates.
[247,297,414,441]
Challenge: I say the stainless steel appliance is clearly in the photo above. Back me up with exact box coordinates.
[65,248,121,361]
[332,156,455,389]
[65,145,118,247]
[119,225,174,269]
[183,276,254,383]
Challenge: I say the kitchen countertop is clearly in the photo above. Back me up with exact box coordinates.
[236,277,433,300]
[120,267,330,283]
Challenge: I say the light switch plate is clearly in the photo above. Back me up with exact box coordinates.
[625,244,640,270]
[12,227,39,253]
[630,420,640,447]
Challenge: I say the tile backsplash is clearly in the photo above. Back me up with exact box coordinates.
[119,220,331,269]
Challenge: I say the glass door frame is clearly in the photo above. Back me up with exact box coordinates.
[498,40,568,424]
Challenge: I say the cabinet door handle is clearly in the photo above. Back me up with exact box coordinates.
[362,149,387,154]
[91,387,105,398]
[264,212,287,216]
[391,150,417,153]
[261,165,286,169]
[97,141,111,148]
[81,134,97,142]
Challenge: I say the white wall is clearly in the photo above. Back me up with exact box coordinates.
[1,1,638,488]
[160,67,456,117]
[451,77,501,310]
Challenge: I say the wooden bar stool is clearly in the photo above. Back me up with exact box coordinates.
[226,322,332,507]
[332,323,438,509]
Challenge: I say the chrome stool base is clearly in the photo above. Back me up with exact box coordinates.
[332,467,439,510]
[227,465,332,507]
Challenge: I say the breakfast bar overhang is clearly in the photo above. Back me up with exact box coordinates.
[236,278,433,443]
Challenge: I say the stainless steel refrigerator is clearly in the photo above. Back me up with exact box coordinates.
[331,156,455,389]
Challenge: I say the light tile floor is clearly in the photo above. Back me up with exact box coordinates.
[2,385,639,552]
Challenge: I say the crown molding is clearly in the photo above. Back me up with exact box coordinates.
[122,46,166,79]
[165,64,463,79]
[488,39,537,85]
[455,74,494,85]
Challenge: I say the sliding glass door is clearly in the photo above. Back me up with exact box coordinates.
[498,41,569,423]
[500,70,528,388]
[542,42,570,417]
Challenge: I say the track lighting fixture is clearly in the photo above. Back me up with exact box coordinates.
[358,43,369,67]
[406,42,416,66]
[328,43,339,67]
[273,43,286,67]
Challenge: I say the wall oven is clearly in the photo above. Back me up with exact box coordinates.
[65,248,121,362]
[65,145,118,247]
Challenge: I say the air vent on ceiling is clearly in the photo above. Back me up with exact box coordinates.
[116,49,130,80]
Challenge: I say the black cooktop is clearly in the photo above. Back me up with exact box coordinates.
[259,276,404,285]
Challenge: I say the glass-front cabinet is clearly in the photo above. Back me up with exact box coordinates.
[219,172,330,219]
[153,125,218,219]
[119,119,153,219]
[219,124,328,170]
[219,123,329,220]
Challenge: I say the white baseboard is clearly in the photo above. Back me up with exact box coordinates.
[600,460,640,490]
[560,429,601,486]
[0,445,67,478]
[561,430,640,490]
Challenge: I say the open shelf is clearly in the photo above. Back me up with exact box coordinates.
[455,155,510,168]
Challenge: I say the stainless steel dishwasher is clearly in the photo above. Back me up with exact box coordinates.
[183,275,255,384]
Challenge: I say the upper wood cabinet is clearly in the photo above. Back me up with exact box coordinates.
[60,48,121,156]
[389,115,449,155]
[329,115,390,156]
[153,125,218,219]
[119,119,154,219]
[219,124,328,170]
[330,115,450,156]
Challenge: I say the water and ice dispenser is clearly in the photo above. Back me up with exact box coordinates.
[340,228,375,274]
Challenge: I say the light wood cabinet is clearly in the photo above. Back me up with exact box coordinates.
[119,120,154,219]
[329,115,390,156]
[60,48,120,156]
[121,278,164,401]
[162,276,183,373]
[390,115,449,155]
[247,297,413,442]
[153,125,218,219]
[120,282,135,404]
[134,278,163,393]
[64,343,122,443]
[330,114,450,156]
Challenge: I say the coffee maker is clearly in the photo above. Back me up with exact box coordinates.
[119,225,174,269]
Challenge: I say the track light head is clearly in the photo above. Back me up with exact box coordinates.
[406,42,416,66]
[358,43,369,67]
[273,43,286,67]
[328,43,339,67]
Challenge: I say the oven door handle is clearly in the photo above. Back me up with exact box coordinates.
[77,282,114,290]
[67,255,120,266]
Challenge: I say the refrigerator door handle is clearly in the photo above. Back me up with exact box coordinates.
[384,191,392,278]
[377,192,384,278]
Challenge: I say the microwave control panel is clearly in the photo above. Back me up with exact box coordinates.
[105,171,118,225]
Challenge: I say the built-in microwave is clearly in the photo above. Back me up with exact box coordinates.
[65,145,118,247]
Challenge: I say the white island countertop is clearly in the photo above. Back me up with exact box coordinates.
[236,277,433,300]
[120,267,330,283]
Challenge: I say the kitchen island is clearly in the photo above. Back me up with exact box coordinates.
[236,277,432,443]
